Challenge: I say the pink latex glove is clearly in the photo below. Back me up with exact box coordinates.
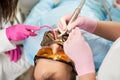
[57,14,97,34]
[6,45,22,62]
[6,24,40,41]
[63,27,95,76]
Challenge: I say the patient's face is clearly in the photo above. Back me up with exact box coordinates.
[34,59,72,80]
[34,44,73,80]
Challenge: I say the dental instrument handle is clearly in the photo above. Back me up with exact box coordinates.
[68,8,80,26]
[59,0,86,37]
[68,0,86,25]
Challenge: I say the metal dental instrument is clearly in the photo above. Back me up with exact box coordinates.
[58,0,86,37]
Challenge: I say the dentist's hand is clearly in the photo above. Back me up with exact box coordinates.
[57,14,97,34]
[6,45,22,62]
[63,27,95,76]
[6,24,40,41]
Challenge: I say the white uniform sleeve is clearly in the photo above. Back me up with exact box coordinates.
[97,37,120,80]
[0,29,16,53]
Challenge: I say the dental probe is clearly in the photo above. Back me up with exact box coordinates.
[58,0,86,37]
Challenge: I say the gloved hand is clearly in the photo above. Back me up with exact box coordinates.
[6,45,22,62]
[6,24,40,41]
[57,14,97,34]
[63,27,95,76]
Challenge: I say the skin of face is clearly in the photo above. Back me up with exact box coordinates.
[34,43,73,80]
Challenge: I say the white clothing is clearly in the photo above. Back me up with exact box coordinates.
[0,13,31,80]
[0,20,16,52]
[97,37,120,80]
[0,28,31,80]
[0,29,16,53]
[0,49,31,80]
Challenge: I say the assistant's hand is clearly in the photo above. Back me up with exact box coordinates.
[6,24,40,41]
[6,45,22,62]
[57,14,97,34]
[63,27,95,76]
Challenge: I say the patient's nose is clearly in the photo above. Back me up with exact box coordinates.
[50,43,61,54]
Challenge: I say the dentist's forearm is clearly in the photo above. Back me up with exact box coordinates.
[94,21,120,41]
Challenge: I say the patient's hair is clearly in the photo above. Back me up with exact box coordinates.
[33,65,76,80]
